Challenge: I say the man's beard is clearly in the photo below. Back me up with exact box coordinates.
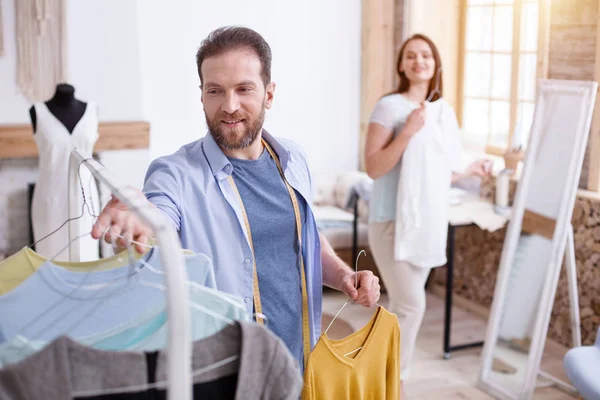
[206,106,266,151]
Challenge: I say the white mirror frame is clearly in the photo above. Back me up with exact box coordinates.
[477,79,598,400]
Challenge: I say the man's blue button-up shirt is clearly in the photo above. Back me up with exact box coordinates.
[142,131,323,348]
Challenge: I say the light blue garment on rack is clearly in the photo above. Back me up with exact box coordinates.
[0,247,220,344]
[0,286,247,366]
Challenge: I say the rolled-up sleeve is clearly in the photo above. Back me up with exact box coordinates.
[143,159,182,232]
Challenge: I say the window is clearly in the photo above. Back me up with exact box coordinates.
[460,0,546,156]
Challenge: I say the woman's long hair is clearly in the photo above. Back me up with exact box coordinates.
[390,34,443,102]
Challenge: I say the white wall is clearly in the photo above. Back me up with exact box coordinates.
[137,0,362,174]
[66,0,144,121]
[0,0,361,172]
[0,0,144,123]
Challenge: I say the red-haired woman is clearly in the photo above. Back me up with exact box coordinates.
[365,34,490,381]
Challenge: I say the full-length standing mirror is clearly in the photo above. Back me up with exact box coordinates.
[478,79,598,400]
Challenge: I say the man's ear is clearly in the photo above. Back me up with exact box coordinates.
[265,82,276,109]
[199,84,204,104]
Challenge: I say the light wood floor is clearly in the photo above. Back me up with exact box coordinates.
[322,290,574,399]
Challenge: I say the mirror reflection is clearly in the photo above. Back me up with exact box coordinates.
[489,233,552,394]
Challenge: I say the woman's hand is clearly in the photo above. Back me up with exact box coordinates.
[403,104,426,138]
[465,159,493,178]
[364,104,425,180]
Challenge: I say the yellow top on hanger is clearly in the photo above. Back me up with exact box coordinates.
[301,306,401,400]
[0,246,194,295]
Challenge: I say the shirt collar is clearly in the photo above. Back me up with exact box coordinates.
[202,129,292,180]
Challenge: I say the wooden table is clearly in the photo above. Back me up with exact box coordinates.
[443,194,508,359]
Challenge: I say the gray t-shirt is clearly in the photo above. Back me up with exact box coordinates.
[0,321,302,399]
[228,148,307,368]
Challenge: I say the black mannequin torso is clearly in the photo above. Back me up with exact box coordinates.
[30,84,87,134]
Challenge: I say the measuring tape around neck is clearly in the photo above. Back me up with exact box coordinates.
[226,138,311,368]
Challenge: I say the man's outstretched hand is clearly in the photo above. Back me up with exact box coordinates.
[91,189,153,254]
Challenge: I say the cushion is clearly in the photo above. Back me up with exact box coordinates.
[319,223,369,249]
[564,346,600,400]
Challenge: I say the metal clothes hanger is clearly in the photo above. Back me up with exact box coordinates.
[17,166,121,340]
[100,236,269,321]
[136,256,268,323]
[16,173,160,341]
[344,346,363,357]
[323,250,382,337]
[425,66,443,103]
[71,353,240,398]
[60,246,249,399]
[15,280,241,375]
[29,225,139,295]
[53,232,254,333]
[24,199,264,339]
[67,276,245,399]
[15,156,254,394]
[15,230,248,351]
[423,66,446,149]
[29,158,99,252]
[15,229,136,341]
[136,257,248,313]
[137,281,236,327]
[323,250,383,358]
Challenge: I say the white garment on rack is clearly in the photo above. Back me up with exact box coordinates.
[394,100,461,267]
[31,102,99,262]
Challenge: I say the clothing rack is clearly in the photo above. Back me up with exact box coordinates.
[66,148,192,400]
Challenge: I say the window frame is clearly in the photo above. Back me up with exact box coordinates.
[457,0,551,157]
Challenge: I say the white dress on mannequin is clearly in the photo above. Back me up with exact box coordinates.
[31,102,100,262]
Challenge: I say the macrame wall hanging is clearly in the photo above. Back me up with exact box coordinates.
[16,0,68,102]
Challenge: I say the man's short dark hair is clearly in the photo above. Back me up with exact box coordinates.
[196,26,272,87]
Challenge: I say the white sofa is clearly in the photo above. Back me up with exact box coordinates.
[312,171,371,251]
[311,171,385,289]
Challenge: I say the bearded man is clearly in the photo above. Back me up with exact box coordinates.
[92,26,380,369]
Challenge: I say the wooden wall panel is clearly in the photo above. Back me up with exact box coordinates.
[359,0,396,170]
[548,0,598,189]
[588,0,600,192]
